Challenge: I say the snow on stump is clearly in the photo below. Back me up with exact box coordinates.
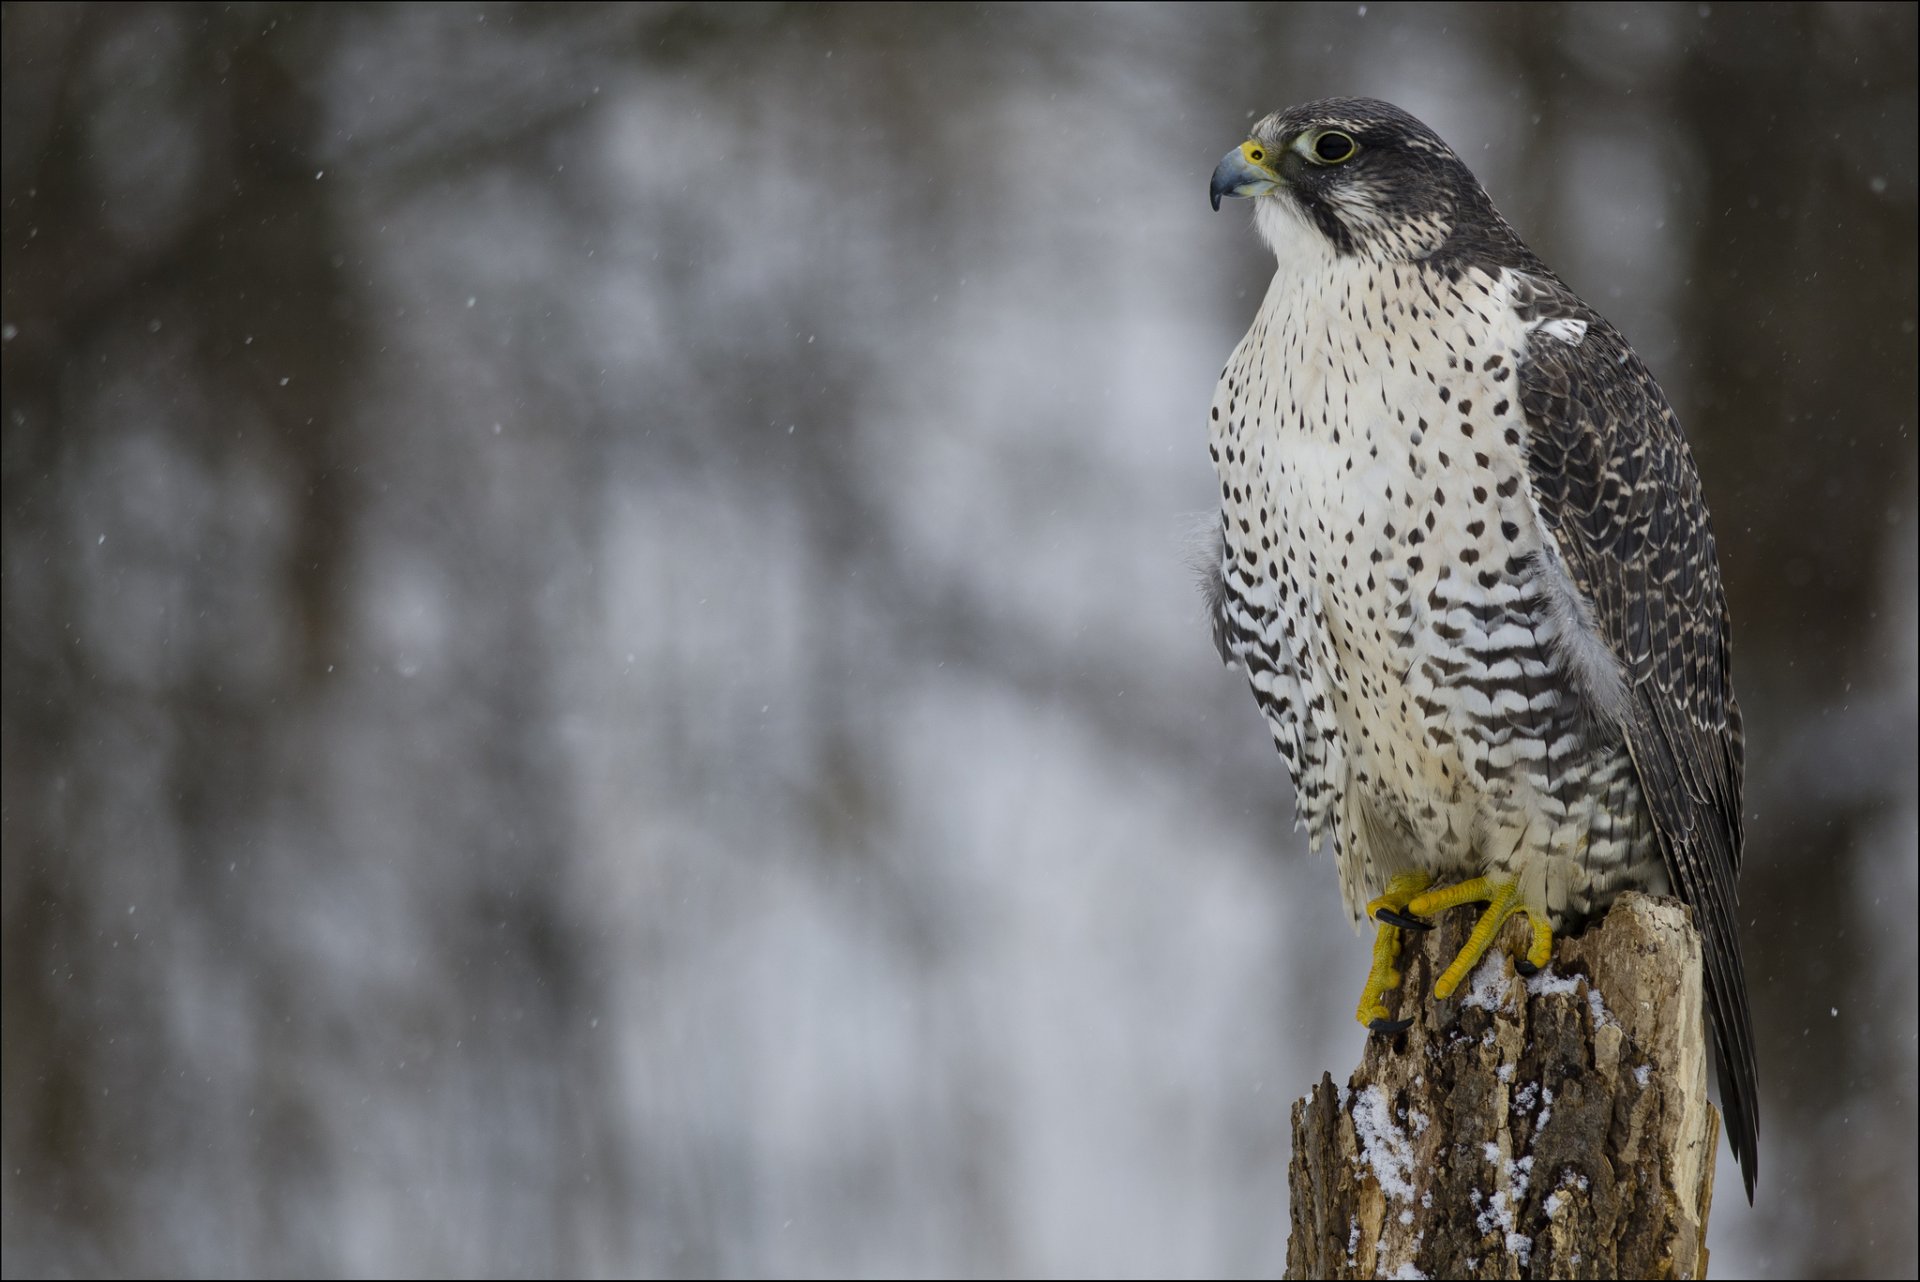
[1285,892,1719,1280]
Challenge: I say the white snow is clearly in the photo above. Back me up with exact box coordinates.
[1460,959,1515,1012]
[1524,966,1582,999]
[1473,1153,1535,1269]
[1352,1084,1418,1203]
[1504,1156,1536,1266]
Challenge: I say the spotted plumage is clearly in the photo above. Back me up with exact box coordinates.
[1204,98,1756,1198]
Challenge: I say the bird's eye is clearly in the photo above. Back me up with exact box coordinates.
[1312,131,1357,164]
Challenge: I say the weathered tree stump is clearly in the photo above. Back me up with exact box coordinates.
[1285,892,1719,1280]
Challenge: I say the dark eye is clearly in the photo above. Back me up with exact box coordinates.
[1313,131,1357,164]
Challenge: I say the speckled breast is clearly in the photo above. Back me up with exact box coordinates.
[1210,258,1660,921]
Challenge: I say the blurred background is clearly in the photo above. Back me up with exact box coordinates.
[3,3,1915,1277]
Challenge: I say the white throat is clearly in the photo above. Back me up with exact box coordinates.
[1253,194,1340,274]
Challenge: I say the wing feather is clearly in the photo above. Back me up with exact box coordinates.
[1514,276,1759,1200]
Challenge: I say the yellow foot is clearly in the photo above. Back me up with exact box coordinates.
[1355,872,1433,1031]
[1405,876,1555,999]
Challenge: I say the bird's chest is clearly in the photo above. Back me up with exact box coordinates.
[1211,262,1547,811]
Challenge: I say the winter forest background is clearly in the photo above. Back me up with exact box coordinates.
[4,3,1916,1277]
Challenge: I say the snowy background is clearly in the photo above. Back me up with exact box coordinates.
[3,3,1916,1277]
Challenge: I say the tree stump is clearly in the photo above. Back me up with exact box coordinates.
[1285,892,1719,1280]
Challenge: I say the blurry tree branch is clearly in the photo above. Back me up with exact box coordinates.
[1285,893,1719,1280]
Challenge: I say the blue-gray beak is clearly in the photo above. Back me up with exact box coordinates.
[1210,142,1282,211]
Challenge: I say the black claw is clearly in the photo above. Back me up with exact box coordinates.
[1374,907,1431,931]
[1368,1016,1414,1035]
[1513,957,1540,977]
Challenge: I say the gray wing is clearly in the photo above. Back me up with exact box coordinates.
[1514,279,1758,1201]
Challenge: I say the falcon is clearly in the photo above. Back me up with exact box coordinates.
[1202,98,1757,1198]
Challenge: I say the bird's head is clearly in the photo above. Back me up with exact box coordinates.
[1211,98,1497,265]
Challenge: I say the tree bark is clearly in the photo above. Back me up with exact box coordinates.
[1285,892,1719,1280]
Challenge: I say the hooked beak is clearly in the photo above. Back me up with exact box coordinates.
[1210,141,1282,211]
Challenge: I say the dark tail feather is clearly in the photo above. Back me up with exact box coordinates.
[1706,927,1759,1202]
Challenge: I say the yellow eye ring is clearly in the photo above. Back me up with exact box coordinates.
[1310,131,1357,164]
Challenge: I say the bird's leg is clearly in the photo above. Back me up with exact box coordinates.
[1405,876,1555,998]
[1356,872,1433,1032]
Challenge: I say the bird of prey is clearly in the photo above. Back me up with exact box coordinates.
[1202,98,1757,1198]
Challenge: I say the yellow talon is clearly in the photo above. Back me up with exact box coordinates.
[1355,872,1432,1027]
[1407,875,1556,999]
[1523,912,1553,972]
